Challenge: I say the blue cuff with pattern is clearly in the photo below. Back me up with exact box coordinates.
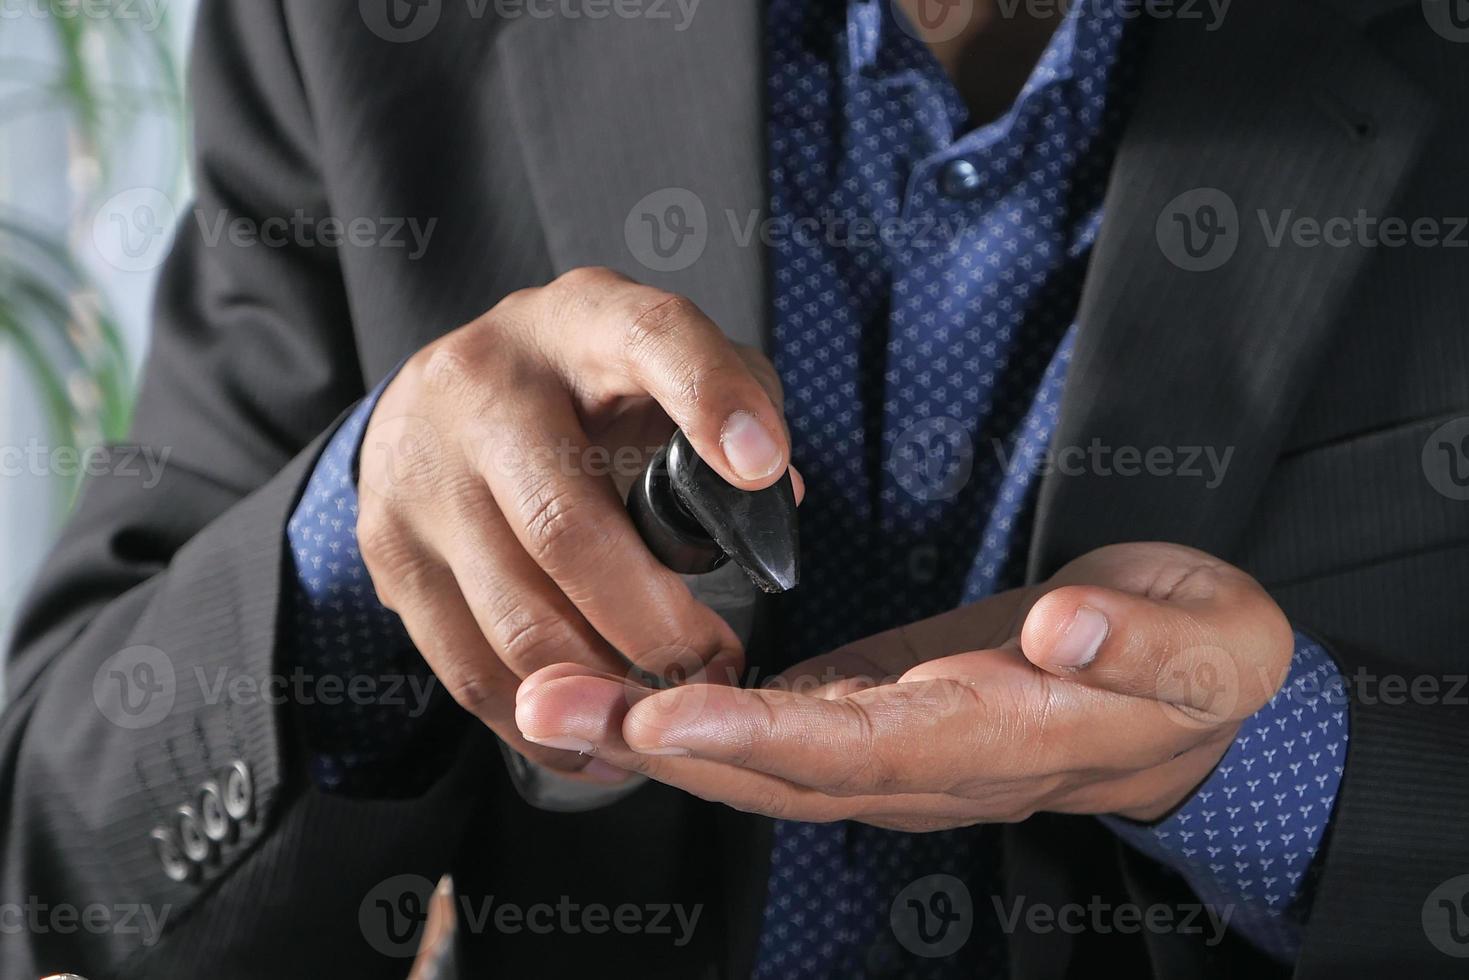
[283,375,462,795]
[1104,631,1348,961]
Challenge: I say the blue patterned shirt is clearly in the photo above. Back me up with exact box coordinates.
[283,0,1349,971]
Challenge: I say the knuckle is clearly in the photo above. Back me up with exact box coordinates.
[420,340,483,402]
[375,555,439,617]
[355,505,395,566]
[557,265,625,292]
[442,667,497,719]
[492,286,541,313]
[357,512,414,607]
[1013,683,1069,778]
[492,606,580,670]
[620,291,699,365]
[517,482,615,578]
[742,787,791,822]
[825,701,892,795]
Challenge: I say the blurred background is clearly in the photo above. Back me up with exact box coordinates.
[0,0,197,653]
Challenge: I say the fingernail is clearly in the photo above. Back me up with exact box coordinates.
[721,411,783,482]
[1052,606,1108,669]
[522,733,596,753]
[581,759,632,784]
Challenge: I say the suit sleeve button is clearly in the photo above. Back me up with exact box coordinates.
[199,779,233,843]
[150,826,195,883]
[175,805,212,864]
[223,760,254,823]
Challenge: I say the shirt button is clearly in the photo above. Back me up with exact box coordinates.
[939,158,982,199]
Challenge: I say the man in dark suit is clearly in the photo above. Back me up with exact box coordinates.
[4,0,1467,977]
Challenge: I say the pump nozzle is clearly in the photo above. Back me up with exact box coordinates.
[628,430,799,593]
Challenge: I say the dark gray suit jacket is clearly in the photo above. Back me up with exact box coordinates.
[4,0,1467,976]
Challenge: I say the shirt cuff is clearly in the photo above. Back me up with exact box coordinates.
[1103,630,1349,961]
[283,371,462,796]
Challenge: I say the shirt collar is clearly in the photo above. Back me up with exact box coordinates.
[843,0,1125,144]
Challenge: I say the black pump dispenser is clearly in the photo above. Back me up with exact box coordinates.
[627,430,799,594]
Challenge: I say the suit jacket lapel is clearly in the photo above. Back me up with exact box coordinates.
[1025,0,1434,583]
[495,2,769,349]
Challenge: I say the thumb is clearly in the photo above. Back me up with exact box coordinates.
[1018,567,1291,722]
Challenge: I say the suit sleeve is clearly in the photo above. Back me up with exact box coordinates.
[1294,628,1469,976]
[0,3,483,977]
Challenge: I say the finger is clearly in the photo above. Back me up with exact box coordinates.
[515,671,943,822]
[899,646,1210,776]
[473,385,744,678]
[384,561,599,776]
[545,269,791,490]
[1019,566,1292,722]
[434,493,629,680]
[734,345,786,416]
[618,681,990,797]
[516,661,630,706]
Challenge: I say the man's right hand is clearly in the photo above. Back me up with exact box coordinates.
[356,267,792,780]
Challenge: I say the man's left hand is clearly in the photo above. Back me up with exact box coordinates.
[514,542,1294,827]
